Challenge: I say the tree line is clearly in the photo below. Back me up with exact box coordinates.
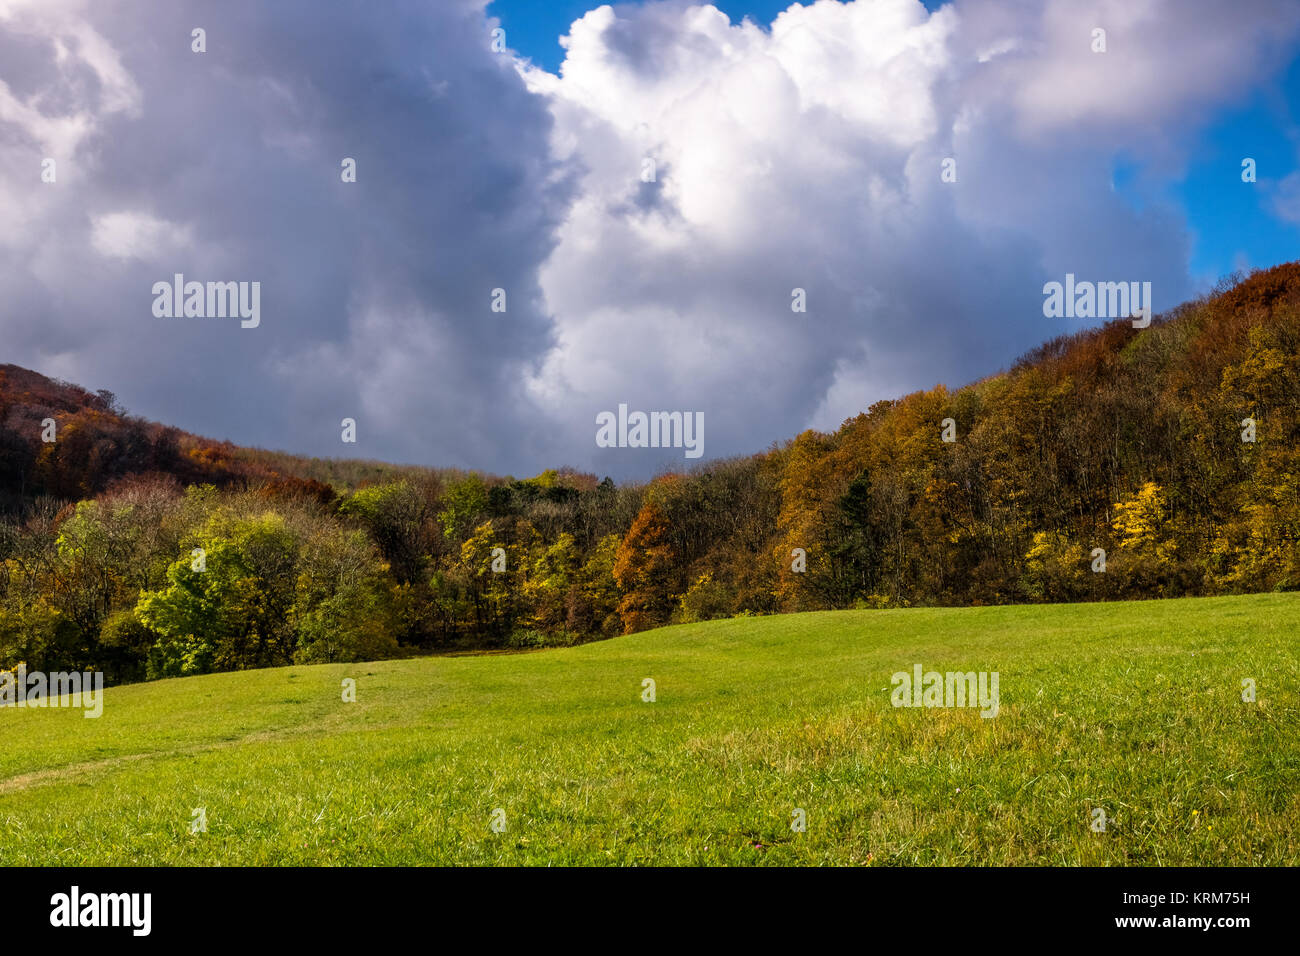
[3,263,1300,683]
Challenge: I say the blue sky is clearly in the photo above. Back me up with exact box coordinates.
[1175,56,1300,284]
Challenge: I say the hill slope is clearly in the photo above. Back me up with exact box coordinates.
[1,594,1296,865]
[0,363,462,509]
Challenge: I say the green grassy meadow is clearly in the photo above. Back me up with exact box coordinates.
[2,593,1297,865]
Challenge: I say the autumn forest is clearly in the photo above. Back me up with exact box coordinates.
[3,263,1300,685]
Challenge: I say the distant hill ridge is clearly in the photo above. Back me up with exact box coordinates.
[0,363,468,508]
[7,263,1300,507]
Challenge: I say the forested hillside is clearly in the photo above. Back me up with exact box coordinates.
[3,263,1299,683]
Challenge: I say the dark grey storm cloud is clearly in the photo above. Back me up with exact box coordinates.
[2,0,571,473]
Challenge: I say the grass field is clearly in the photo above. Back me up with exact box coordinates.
[2,593,1297,865]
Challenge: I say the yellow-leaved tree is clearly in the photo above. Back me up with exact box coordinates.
[1111,481,1180,593]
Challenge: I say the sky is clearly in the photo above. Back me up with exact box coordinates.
[3,0,1299,481]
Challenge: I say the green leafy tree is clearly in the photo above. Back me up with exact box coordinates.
[136,515,300,677]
